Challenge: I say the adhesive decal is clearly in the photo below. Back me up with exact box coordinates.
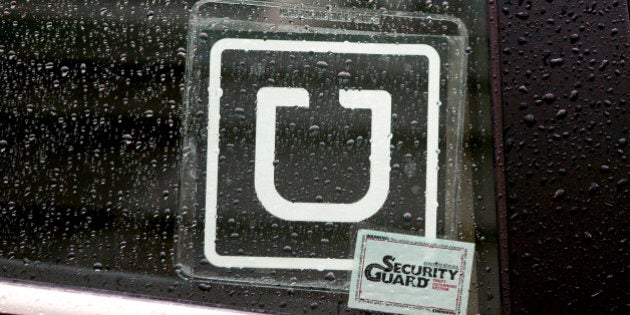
[180,0,470,289]
[204,38,442,270]
[348,230,475,314]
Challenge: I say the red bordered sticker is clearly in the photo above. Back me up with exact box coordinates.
[348,230,475,315]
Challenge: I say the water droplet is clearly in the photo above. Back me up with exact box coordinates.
[523,114,536,127]
[122,134,133,144]
[176,47,186,58]
[553,189,566,200]
[403,212,412,221]
[198,283,211,291]
[542,93,556,104]
[515,11,529,20]
[356,136,364,146]
[324,272,336,281]
[556,109,567,119]
[316,61,328,68]
[549,58,564,66]
[93,262,103,271]
[308,125,320,136]
[337,71,350,84]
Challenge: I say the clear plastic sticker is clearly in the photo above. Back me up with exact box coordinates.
[178,0,468,290]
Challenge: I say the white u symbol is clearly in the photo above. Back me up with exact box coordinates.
[255,87,392,222]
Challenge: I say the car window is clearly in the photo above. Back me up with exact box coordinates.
[0,1,501,314]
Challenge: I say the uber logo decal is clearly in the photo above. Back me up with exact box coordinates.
[205,39,441,270]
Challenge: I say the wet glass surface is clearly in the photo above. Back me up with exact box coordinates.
[0,1,502,313]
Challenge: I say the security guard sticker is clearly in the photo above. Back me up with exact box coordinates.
[348,230,475,315]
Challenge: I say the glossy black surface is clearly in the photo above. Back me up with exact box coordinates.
[496,1,628,313]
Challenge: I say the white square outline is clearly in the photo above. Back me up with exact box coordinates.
[205,38,441,270]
